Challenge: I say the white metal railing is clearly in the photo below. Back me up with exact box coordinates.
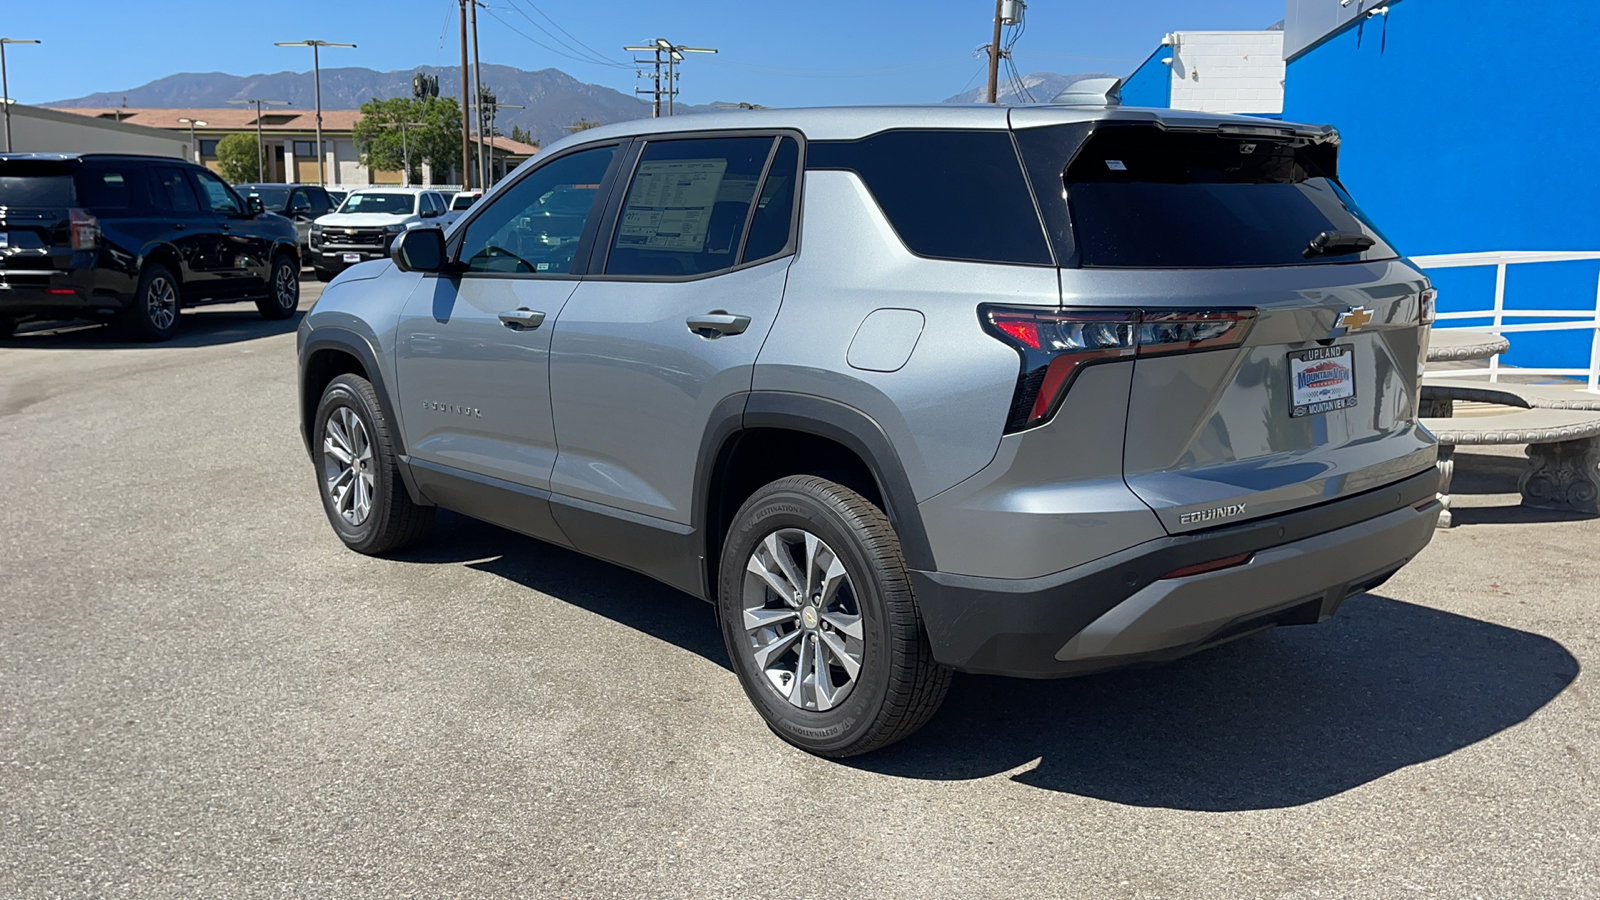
[1411,250,1600,393]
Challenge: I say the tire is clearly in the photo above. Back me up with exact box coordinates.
[717,475,951,757]
[314,267,334,283]
[257,253,300,319]
[122,263,182,342]
[312,374,435,554]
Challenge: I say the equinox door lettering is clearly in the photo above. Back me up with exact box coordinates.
[423,401,482,417]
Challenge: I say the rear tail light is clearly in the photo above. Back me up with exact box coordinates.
[69,208,99,251]
[981,305,1255,432]
[1161,552,1254,580]
[1418,286,1437,325]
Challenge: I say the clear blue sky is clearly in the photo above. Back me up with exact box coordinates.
[3,0,1285,107]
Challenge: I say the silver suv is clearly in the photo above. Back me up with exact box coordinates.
[297,104,1442,757]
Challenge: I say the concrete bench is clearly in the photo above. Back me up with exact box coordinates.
[1420,407,1600,525]
[1420,377,1600,417]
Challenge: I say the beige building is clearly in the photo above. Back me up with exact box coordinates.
[4,103,191,158]
[50,107,537,187]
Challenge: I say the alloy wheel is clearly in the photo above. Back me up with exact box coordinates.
[274,262,299,312]
[322,406,375,526]
[742,528,866,711]
[146,276,177,331]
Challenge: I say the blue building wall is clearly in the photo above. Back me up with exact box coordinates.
[1284,0,1600,370]
[1120,46,1172,108]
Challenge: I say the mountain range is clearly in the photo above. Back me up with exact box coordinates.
[46,65,1113,146]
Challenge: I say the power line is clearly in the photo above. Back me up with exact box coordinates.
[504,0,629,69]
[486,7,631,70]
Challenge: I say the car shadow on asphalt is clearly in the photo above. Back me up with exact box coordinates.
[393,513,1578,812]
[1,306,304,350]
[1446,450,1598,526]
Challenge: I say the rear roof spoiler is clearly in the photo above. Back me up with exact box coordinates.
[1049,77,1124,107]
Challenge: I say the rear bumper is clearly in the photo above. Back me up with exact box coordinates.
[0,268,117,318]
[909,467,1441,677]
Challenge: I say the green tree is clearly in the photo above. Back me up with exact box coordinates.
[353,95,463,184]
[215,133,262,183]
[509,125,537,147]
[567,119,601,133]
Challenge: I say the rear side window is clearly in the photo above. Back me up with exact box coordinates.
[740,137,800,264]
[1037,124,1398,268]
[605,135,775,278]
[806,130,1053,266]
[74,167,136,214]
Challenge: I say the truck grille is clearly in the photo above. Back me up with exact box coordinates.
[327,228,387,248]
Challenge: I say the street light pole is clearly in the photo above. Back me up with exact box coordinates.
[487,102,522,186]
[1,38,42,153]
[376,121,424,186]
[228,98,288,181]
[178,118,209,164]
[274,40,355,186]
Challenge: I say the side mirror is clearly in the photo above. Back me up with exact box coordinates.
[391,227,447,273]
[245,196,265,216]
[420,207,442,219]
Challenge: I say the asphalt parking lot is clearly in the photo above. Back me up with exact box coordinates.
[1,280,1596,899]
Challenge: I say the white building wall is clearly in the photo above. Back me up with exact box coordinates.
[8,105,190,158]
[1167,31,1285,115]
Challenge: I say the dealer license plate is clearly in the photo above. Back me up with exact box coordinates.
[1288,345,1357,417]
[0,233,9,249]
[342,252,362,263]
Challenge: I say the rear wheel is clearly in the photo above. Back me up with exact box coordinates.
[717,476,951,757]
[122,263,181,342]
[257,253,300,319]
[313,374,434,554]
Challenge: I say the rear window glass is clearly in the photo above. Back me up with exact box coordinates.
[0,173,73,207]
[806,130,1053,266]
[1041,124,1397,268]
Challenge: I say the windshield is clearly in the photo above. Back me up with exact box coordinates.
[238,185,290,210]
[1019,123,1398,269]
[338,192,415,215]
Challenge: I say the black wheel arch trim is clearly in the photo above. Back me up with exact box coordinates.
[299,329,402,456]
[697,391,935,581]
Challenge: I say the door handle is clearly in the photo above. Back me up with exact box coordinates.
[498,308,546,331]
[686,310,752,338]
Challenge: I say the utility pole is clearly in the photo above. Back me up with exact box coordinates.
[275,40,356,186]
[0,38,42,153]
[985,0,1004,104]
[486,101,522,186]
[459,0,472,189]
[625,39,716,118]
[469,0,486,190]
[228,98,289,181]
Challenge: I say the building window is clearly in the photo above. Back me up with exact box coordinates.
[199,139,220,157]
[293,141,316,157]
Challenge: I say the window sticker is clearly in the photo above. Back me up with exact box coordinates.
[618,158,728,252]
[1105,160,1127,171]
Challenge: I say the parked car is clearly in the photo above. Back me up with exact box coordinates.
[308,187,453,281]
[235,183,337,254]
[297,104,1442,757]
[325,189,348,209]
[0,152,301,340]
[450,190,482,212]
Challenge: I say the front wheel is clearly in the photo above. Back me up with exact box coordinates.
[717,476,951,757]
[312,374,435,554]
[257,254,300,319]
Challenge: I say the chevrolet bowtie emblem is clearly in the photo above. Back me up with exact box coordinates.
[1336,306,1375,331]
[345,229,358,235]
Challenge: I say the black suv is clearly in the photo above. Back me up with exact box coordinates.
[234,183,336,254]
[0,153,301,341]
